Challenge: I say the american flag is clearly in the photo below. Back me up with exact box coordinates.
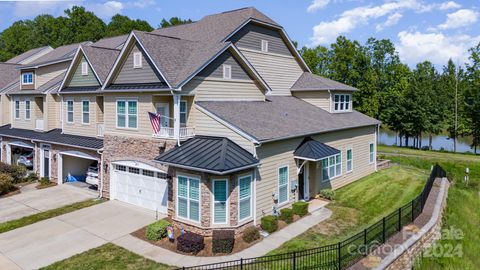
[148,112,161,133]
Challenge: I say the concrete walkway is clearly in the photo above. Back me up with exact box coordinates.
[0,201,160,270]
[0,184,97,223]
[114,207,333,268]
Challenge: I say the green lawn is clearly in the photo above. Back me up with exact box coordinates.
[0,199,104,233]
[41,243,173,270]
[378,148,480,270]
[378,144,480,162]
[269,164,428,255]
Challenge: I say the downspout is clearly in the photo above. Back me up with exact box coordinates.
[97,148,104,198]
[253,142,262,226]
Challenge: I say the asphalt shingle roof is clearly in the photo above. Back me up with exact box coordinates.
[0,63,20,90]
[9,72,66,95]
[155,136,259,174]
[22,42,91,68]
[91,35,128,49]
[6,46,52,64]
[81,45,120,84]
[0,125,103,150]
[291,72,357,91]
[196,96,380,143]
[294,137,340,161]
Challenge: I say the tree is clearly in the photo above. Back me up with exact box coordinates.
[159,17,192,28]
[299,45,330,76]
[464,43,480,153]
[106,14,153,37]
[61,6,106,44]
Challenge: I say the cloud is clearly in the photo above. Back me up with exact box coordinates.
[439,1,461,10]
[438,9,478,30]
[397,31,480,66]
[307,0,330,13]
[127,0,156,9]
[87,1,124,18]
[376,12,402,31]
[13,0,78,18]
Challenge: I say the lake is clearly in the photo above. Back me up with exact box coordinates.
[379,129,476,154]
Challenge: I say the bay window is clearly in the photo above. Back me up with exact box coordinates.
[238,175,252,221]
[177,176,200,222]
[213,179,228,224]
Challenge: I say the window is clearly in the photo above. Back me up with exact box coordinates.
[334,94,351,112]
[66,100,74,123]
[81,62,88,76]
[116,100,137,129]
[133,52,142,68]
[322,153,342,181]
[223,64,231,79]
[213,180,228,224]
[261,40,269,52]
[82,100,90,124]
[369,143,375,164]
[14,99,20,119]
[116,165,126,171]
[128,167,140,174]
[21,73,33,85]
[347,149,353,173]
[238,175,252,221]
[177,176,200,222]
[142,170,154,177]
[180,101,187,127]
[278,166,289,204]
[25,98,31,120]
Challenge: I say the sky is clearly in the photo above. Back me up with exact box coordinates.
[0,0,479,68]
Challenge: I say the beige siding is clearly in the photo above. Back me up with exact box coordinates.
[0,94,11,126]
[182,77,265,101]
[293,91,331,112]
[62,95,98,137]
[240,49,304,96]
[255,126,376,220]
[10,95,41,130]
[36,62,69,88]
[45,94,60,130]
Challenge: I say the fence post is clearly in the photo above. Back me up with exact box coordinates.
[338,242,342,270]
[411,200,415,222]
[364,229,367,245]
[382,217,386,243]
[293,251,296,270]
[240,258,243,270]
[398,207,401,231]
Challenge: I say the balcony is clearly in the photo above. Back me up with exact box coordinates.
[35,119,44,131]
[97,123,105,137]
[153,127,195,140]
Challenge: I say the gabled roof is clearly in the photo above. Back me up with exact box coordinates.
[294,137,340,161]
[291,72,357,91]
[6,46,53,64]
[20,42,91,69]
[155,136,259,175]
[91,35,128,49]
[196,96,380,143]
[0,63,20,90]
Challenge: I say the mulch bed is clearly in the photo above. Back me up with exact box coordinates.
[0,187,20,198]
[36,182,57,189]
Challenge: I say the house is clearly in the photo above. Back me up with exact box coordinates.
[0,7,379,236]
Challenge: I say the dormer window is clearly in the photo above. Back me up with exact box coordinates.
[22,72,33,85]
[333,94,351,112]
[81,62,88,76]
[223,64,232,79]
[261,40,269,52]
[133,52,142,68]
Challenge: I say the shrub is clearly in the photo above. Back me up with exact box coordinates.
[0,173,14,195]
[242,226,260,243]
[279,208,294,224]
[0,162,26,183]
[177,232,205,254]
[212,230,235,254]
[261,215,278,233]
[25,173,39,182]
[146,219,171,241]
[319,189,336,201]
[40,177,50,185]
[292,201,309,217]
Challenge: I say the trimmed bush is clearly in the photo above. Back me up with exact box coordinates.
[279,208,294,224]
[292,201,309,217]
[0,162,26,183]
[177,232,205,254]
[242,226,260,243]
[25,173,39,182]
[261,215,278,233]
[319,189,336,201]
[212,230,235,254]
[40,177,50,185]
[0,173,14,195]
[145,219,171,241]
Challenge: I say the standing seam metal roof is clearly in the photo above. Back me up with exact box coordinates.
[294,137,340,160]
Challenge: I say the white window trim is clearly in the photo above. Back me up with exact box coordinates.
[333,94,352,113]
[212,179,229,225]
[369,143,375,164]
[14,99,20,120]
[223,64,232,79]
[346,148,353,173]
[322,153,342,182]
[133,52,142,68]
[82,100,90,125]
[66,99,74,123]
[176,175,201,224]
[24,98,31,120]
[261,40,269,52]
[81,62,88,76]
[238,174,253,223]
[115,99,138,129]
[21,72,33,85]
[277,165,289,206]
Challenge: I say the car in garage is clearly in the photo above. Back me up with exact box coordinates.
[17,151,34,169]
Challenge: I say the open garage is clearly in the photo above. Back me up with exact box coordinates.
[7,141,35,170]
[57,151,100,188]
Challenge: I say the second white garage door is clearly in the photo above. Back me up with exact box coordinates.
[111,162,168,213]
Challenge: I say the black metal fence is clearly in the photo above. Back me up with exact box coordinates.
[178,164,446,270]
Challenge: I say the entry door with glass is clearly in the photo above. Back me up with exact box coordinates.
[156,103,170,136]
[41,145,51,178]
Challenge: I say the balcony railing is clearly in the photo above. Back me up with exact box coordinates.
[35,119,44,130]
[97,123,105,137]
[153,127,195,140]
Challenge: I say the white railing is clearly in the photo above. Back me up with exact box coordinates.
[153,127,195,139]
[97,123,105,137]
[35,119,44,130]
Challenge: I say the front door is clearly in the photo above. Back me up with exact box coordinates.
[298,162,310,201]
[43,150,50,178]
[156,103,170,136]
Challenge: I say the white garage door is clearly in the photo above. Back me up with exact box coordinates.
[111,164,168,213]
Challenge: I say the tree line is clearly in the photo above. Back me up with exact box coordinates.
[300,37,480,153]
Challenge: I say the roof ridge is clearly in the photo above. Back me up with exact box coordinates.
[86,45,121,52]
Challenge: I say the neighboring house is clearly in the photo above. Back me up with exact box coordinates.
[0,7,380,236]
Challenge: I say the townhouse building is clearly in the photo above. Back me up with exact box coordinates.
[0,7,379,235]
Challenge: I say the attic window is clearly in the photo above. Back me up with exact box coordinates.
[22,72,33,85]
[261,40,269,52]
[133,52,142,68]
[223,65,232,79]
[81,62,88,76]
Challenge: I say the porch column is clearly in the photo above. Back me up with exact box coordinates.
[173,94,181,140]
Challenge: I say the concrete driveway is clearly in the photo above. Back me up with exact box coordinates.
[0,200,159,270]
[0,184,97,223]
